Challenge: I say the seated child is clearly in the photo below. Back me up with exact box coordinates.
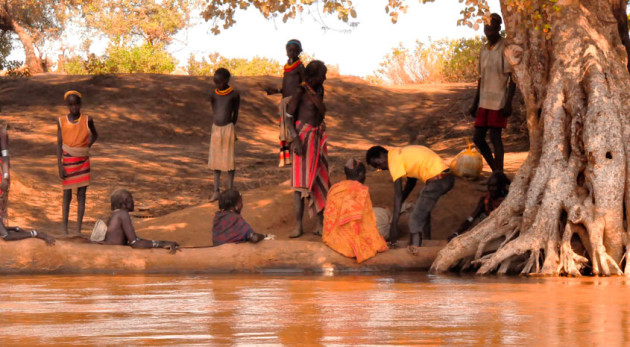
[213,189,265,246]
[101,188,180,253]
[448,171,510,240]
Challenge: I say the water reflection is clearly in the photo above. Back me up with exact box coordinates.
[0,274,628,345]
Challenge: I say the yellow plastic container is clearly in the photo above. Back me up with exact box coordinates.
[450,138,483,180]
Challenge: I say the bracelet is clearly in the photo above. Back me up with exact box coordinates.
[286,113,294,119]
[30,230,38,238]
[467,216,474,223]
[1,149,8,157]
[3,172,8,179]
[152,240,159,248]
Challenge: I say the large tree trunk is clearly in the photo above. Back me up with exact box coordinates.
[431,0,630,276]
[11,20,43,73]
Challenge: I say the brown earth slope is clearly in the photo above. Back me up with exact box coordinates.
[0,74,527,244]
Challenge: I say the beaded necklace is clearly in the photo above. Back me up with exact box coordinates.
[284,60,302,73]
[215,86,233,96]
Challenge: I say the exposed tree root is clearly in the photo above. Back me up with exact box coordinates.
[431,0,630,276]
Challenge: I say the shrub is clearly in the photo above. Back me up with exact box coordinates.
[64,43,177,75]
[375,36,486,84]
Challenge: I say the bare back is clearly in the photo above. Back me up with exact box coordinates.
[102,209,137,246]
[210,91,241,126]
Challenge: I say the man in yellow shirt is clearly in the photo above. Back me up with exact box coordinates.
[366,145,454,246]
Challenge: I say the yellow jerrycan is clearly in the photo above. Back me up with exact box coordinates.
[450,138,483,180]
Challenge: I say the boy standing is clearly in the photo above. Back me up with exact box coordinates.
[208,68,240,202]
[286,60,330,238]
[469,13,516,173]
[265,39,307,167]
[57,91,98,235]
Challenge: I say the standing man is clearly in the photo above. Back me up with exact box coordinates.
[286,60,330,238]
[366,145,454,246]
[470,13,516,173]
[0,121,10,221]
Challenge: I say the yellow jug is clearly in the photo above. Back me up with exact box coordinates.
[450,138,483,180]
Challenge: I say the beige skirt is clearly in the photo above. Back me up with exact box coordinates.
[208,123,235,171]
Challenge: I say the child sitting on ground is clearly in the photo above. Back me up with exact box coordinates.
[448,171,510,241]
[212,189,265,246]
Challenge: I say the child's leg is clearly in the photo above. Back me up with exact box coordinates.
[210,170,221,201]
[290,192,304,238]
[489,127,504,172]
[76,186,87,234]
[473,126,496,171]
[62,189,72,234]
[313,210,324,236]
[227,170,235,190]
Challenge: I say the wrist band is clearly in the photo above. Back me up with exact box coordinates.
[1,150,8,157]
[152,240,159,248]
[467,216,474,223]
[30,230,38,238]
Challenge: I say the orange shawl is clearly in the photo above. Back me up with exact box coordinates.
[323,180,388,263]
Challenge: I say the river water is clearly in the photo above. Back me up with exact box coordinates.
[0,273,628,346]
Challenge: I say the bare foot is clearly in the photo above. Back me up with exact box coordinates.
[312,225,322,236]
[209,191,220,202]
[289,227,303,238]
[407,245,420,256]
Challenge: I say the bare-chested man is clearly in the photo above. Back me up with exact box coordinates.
[265,39,307,167]
[102,188,179,253]
[0,121,11,221]
[285,60,330,238]
[208,68,241,202]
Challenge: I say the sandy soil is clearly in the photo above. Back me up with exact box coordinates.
[0,74,528,246]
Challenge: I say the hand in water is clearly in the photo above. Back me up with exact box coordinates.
[164,241,180,254]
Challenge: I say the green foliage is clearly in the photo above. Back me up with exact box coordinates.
[187,53,283,76]
[375,36,485,84]
[64,43,177,75]
[82,0,194,46]
[4,60,30,78]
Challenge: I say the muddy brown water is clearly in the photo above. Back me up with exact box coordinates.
[0,274,628,346]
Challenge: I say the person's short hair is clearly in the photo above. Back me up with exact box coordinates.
[111,188,132,211]
[490,13,502,26]
[344,159,366,180]
[214,68,231,81]
[219,189,241,211]
[286,39,303,53]
[366,146,387,165]
[305,60,327,79]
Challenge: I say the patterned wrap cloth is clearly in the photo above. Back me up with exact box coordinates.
[291,121,330,215]
[323,180,388,263]
[212,211,254,246]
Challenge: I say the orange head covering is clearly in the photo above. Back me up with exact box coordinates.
[64,90,82,101]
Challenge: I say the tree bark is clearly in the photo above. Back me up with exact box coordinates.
[11,20,43,73]
[431,0,630,276]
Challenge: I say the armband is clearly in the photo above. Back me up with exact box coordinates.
[129,238,139,246]
[1,149,8,157]
[152,240,159,248]
[3,172,8,179]
[30,230,38,238]
[286,113,294,119]
[467,216,474,223]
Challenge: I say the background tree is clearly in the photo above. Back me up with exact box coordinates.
[0,0,72,73]
[82,0,196,46]
[202,0,630,276]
